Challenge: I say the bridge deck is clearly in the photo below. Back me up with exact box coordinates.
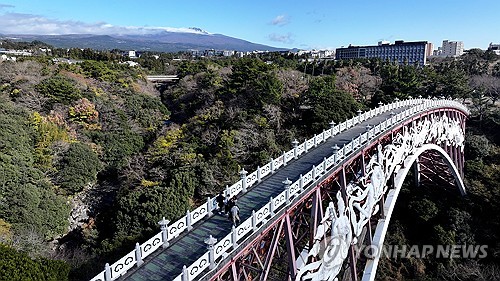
[122,106,410,281]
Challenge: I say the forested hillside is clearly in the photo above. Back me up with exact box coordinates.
[0,44,499,280]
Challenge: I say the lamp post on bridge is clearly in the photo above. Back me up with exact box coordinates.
[332,144,340,163]
[366,124,373,139]
[283,178,292,204]
[158,217,170,248]
[329,121,336,136]
[205,235,218,270]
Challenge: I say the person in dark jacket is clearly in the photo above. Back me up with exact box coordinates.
[216,192,225,214]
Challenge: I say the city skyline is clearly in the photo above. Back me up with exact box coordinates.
[0,0,498,50]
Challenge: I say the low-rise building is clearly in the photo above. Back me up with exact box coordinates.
[488,43,500,55]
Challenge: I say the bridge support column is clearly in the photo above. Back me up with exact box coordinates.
[413,158,421,188]
[260,220,284,281]
[284,214,297,280]
[309,188,322,250]
[339,165,358,281]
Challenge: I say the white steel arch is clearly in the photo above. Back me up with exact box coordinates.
[361,144,465,281]
[298,112,467,281]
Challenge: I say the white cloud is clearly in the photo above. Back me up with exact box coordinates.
[268,33,294,44]
[270,15,289,26]
[0,12,210,35]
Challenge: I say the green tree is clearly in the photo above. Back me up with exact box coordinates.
[56,142,102,194]
[35,75,81,105]
[0,98,69,240]
[302,75,361,132]
[0,243,70,281]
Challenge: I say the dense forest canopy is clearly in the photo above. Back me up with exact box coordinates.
[0,41,499,280]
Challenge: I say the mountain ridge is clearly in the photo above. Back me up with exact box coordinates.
[0,31,287,53]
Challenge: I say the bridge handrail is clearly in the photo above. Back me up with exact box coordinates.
[90,98,469,281]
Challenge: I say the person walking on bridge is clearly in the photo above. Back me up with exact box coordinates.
[230,201,240,226]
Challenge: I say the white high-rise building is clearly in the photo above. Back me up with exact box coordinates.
[434,40,464,57]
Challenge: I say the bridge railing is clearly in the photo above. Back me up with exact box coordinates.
[90,98,468,281]
[173,98,469,281]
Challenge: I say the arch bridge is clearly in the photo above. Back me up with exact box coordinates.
[90,98,469,281]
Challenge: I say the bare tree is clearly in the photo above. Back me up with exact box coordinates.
[335,66,381,102]
[470,75,500,105]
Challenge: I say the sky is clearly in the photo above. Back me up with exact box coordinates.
[0,0,498,50]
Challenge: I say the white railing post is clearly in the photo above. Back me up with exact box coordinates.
[135,242,143,267]
[323,157,327,172]
[231,225,238,249]
[204,235,217,270]
[283,178,292,204]
[207,197,213,217]
[292,139,299,159]
[251,210,257,232]
[158,217,170,248]
[225,185,230,198]
[282,151,287,165]
[186,210,193,231]
[257,166,262,183]
[270,197,275,216]
[314,134,317,147]
[312,165,316,179]
[240,168,247,193]
[182,265,189,281]
[270,158,275,174]
[105,263,111,281]
[299,174,304,192]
